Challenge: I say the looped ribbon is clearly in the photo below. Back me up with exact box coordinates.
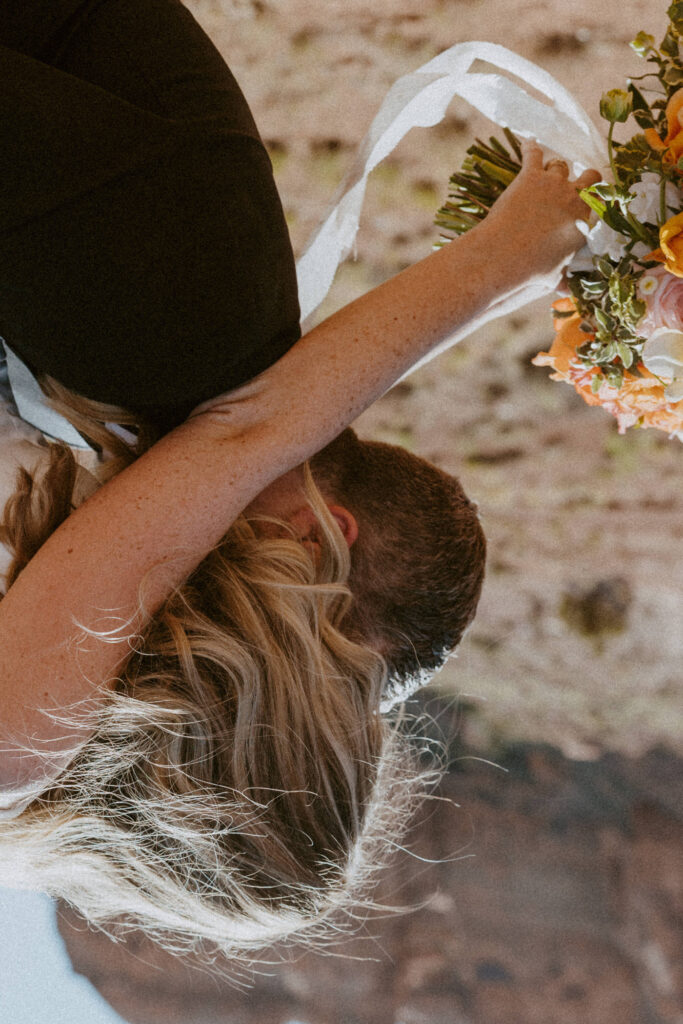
[297,41,607,327]
[5,41,608,454]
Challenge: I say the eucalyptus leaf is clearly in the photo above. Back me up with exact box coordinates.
[594,341,616,362]
[601,205,633,236]
[581,279,607,296]
[667,1,683,32]
[596,257,615,278]
[630,32,656,57]
[595,308,616,332]
[616,341,635,368]
[631,298,647,321]
[663,65,683,86]
[606,366,625,388]
[591,183,622,202]
[660,28,679,58]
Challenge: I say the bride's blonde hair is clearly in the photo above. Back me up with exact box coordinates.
[0,377,435,977]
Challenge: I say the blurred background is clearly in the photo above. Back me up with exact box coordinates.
[3,0,681,1021]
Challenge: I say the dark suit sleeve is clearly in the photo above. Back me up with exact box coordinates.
[0,0,301,433]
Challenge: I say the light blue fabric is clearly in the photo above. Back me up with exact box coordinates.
[0,337,18,412]
[0,337,94,450]
[0,888,125,1024]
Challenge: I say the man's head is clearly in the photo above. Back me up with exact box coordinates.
[311,429,486,685]
[246,428,486,688]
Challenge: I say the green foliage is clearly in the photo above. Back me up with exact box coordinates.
[434,130,522,241]
[578,179,659,244]
[567,258,649,381]
[669,1,683,31]
[433,5,683,404]
[627,83,655,130]
[614,134,661,186]
[630,31,656,57]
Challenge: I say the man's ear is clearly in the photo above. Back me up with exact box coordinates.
[327,501,360,544]
[327,505,359,547]
[288,505,358,549]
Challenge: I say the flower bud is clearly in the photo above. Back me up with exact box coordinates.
[599,89,634,123]
[630,31,656,57]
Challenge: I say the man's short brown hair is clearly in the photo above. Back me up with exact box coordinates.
[311,429,486,690]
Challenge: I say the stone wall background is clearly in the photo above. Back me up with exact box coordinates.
[58,707,683,1024]
[55,2,682,1022]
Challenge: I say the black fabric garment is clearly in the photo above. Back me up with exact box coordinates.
[0,0,301,433]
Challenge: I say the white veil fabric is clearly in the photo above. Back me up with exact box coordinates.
[3,41,607,450]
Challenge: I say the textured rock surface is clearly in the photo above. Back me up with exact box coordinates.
[57,711,683,1023]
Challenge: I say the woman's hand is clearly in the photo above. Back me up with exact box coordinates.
[476,140,601,288]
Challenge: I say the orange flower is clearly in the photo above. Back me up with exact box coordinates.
[532,300,605,405]
[532,298,683,435]
[644,87,683,168]
[646,212,683,277]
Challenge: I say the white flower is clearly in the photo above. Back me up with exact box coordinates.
[638,274,662,298]
[631,240,653,260]
[566,243,594,275]
[665,379,683,401]
[641,327,683,401]
[585,217,629,261]
[628,173,679,224]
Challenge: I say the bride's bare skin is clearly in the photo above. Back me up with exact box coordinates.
[0,142,600,786]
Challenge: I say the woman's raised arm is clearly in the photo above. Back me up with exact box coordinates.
[0,144,598,787]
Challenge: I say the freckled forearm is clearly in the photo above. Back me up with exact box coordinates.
[0,422,278,770]
[216,218,525,467]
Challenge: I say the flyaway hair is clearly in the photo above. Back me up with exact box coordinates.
[0,375,441,979]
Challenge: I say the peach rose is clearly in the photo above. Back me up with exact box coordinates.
[533,298,683,435]
[646,211,683,278]
[644,87,683,167]
[638,265,683,332]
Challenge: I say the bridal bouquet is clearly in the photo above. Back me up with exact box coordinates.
[435,3,683,437]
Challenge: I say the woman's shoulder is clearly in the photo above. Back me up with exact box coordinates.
[0,399,46,594]
[0,395,106,596]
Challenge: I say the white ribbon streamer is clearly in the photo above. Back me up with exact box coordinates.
[296,40,608,328]
[1,339,91,449]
